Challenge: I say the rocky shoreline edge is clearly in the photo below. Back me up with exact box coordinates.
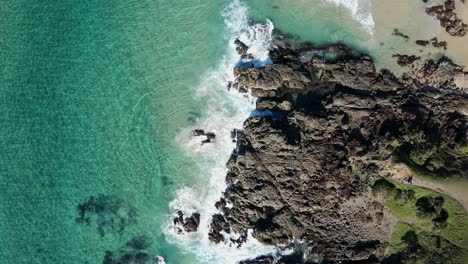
[176,33,468,263]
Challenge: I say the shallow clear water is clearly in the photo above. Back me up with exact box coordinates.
[247,0,457,72]
[0,1,226,263]
[0,0,450,263]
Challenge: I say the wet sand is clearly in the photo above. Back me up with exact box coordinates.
[249,0,468,77]
[436,1,468,68]
[371,0,468,69]
[370,0,438,72]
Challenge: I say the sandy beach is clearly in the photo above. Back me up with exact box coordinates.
[371,0,468,69]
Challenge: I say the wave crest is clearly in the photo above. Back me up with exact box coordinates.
[164,0,276,263]
[324,0,375,34]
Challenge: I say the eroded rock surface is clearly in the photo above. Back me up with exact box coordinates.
[211,42,467,263]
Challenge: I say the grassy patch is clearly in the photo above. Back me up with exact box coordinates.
[387,222,414,255]
[386,222,468,264]
[372,178,468,250]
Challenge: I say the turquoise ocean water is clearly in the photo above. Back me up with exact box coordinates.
[0,1,225,263]
[0,0,423,263]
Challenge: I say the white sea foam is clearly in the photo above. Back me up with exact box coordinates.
[324,0,375,34]
[157,256,166,264]
[164,0,276,263]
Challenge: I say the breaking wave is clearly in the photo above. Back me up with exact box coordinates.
[163,0,275,263]
[324,0,375,34]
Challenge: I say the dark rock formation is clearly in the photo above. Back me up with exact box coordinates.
[173,211,200,233]
[256,97,294,111]
[192,129,205,136]
[392,54,421,66]
[401,56,466,89]
[208,214,231,243]
[233,48,400,98]
[192,129,216,144]
[426,1,467,36]
[210,42,467,262]
[75,195,137,237]
[415,38,448,49]
[206,132,216,140]
[202,132,216,144]
[235,39,255,60]
[392,28,409,40]
[430,37,448,49]
[415,40,430,46]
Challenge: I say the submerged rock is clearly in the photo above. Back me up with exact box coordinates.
[415,38,448,49]
[392,54,421,66]
[415,40,430,46]
[126,236,152,250]
[392,28,409,39]
[103,236,163,264]
[75,195,137,237]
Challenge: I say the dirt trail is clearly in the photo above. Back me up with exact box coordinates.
[390,163,468,213]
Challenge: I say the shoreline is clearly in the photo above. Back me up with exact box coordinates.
[435,1,468,67]
[200,33,467,262]
[167,1,468,263]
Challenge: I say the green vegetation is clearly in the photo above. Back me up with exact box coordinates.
[372,177,468,263]
[386,222,468,264]
[372,178,468,249]
[394,132,468,182]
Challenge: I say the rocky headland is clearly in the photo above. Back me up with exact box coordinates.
[175,36,468,263]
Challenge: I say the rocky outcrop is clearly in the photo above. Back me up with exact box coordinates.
[392,54,421,66]
[415,40,430,46]
[426,1,467,36]
[414,38,449,50]
[256,97,293,111]
[232,47,400,98]
[235,39,254,60]
[173,211,200,233]
[191,129,216,144]
[401,56,466,89]
[210,42,467,263]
